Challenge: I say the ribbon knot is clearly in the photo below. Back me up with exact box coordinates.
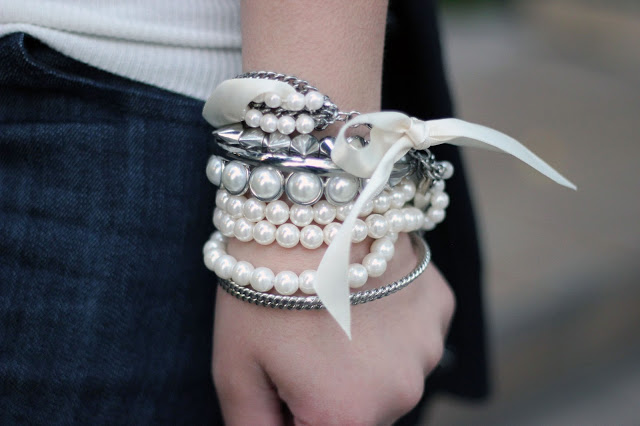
[407,117,432,150]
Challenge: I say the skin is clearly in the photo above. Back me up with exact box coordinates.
[212,1,456,424]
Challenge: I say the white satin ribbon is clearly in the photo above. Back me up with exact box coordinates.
[315,112,576,339]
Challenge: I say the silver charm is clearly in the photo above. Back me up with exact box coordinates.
[291,134,319,157]
[265,132,291,154]
[238,128,266,151]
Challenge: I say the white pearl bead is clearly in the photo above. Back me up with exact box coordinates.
[326,176,359,205]
[300,224,323,249]
[295,114,315,134]
[304,91,325,111]
[276,223,300,248]
[249,167,283,201]
[265,200,289,225]
[422,215,436,231]
[298,270,317,294]
[250,267,274,292]
[286,172,323,205]
[204,248,225,271]
[274,271,299,295]
[431,192,450,209]
[290,204,314,227]
[432,180,446,193]
[323,222,341,245]
[401,179,417,200]
[313,200,336,225]
[226,195,246,219]
[402,208,421,232]
[211,231,226,243]
[213,254,236,279]
[260,113,278,133]
[232,261,254,286]
[264,92,282,108]
[427,207,446,224]
[212,208,224,229]
[362,253,387,278]
[277,115,296,135]
[243,198,266,222]
[336,203,354,221]
[206,156,224,186]
[348,263,368,288]
[219,213,235,237]
[441,161,454,179]
[203,239,224,254]
[351,219,368,243]
[358,200,374,217]
[253,220,276,245]
[387,232,399,243]
[221,161,248,195]
[244,108,262,127]
[371,238,395,261]
[215,189,229,209]
[373,191,391,213]
[233,218,254,242]
[390,187,406,209]
[365,214,389,239]
[285,92,305,111]
[384,209,405,233]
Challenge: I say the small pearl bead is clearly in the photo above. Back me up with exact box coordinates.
[226,195,246,219]
[232,261,254,286]
[432,180,446,193]
[215,189,229,209]
[373,192,391,213]
[431,192,450,209]
[277,115,296,135]
[253,220,276,245]
[290,204,314,227]
[390,188,406,209]
[387,232,399,243]
[402,208,421,232]
[313,201,336,225]
[204,249,225,271]
[336,203,354,221]
[422,215,436,231]
[401,179,417,200]
[298,270,317,294]
[276,223,300,248]
[250,267,274,292]
[441,161,454,179]
[213,254,237,279]
[233,218,254,242]
[265,200,289,225]
[323,222,341,245]
[219,214,235,237]
[206,156,224,186]
[384,209,405,233]
[358,200,374,217]
[362,253,387,278]
[365,214,389,239]
[427,207,446,224]
[284,92,305,111]
[212,208,224,229]
[274,271,299,295]
[348,263,368,288]
[295,114,315,134]
[371,238,395,261]
[264,92,282,108]
[244,108,262,127]
[243,198,266,222]
[304,91,325,111]
[211,231,226,243]
[203,239,225,254]
[300,224,323,249]
[260,113,278,133]
[351,219,368,243]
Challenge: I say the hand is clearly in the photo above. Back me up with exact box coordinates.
[212,233,455,425]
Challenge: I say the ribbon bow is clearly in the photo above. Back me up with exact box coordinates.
[316,112,576,339]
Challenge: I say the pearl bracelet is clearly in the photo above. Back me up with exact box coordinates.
[204,231,400,295]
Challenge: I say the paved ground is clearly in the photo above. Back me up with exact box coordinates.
[424,1,640,424]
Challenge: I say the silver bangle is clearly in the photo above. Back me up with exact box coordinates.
[216,233,431,310]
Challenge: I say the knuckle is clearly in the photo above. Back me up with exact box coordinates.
[392,370,426,414]
[425,337,445,373]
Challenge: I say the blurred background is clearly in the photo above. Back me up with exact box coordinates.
[425,0,640,424]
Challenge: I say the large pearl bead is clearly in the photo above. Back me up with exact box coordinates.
[300,224,323,249]
[253,220,276,245]
[362,253,387,278]
[298,270,317,294]
[304,91,325,111]
[233,218,254,242]
[226,195,246,219]
[372,191,391,213]
[325,176,359,205]
[371,237,395,261]
[290,204,314,227]
[276,223,300,248]
[351,219,368,243]
[232,261,254,286]
[384,209,405,233]
[365,214,389,239]
[323,222,341,245]
[221,161,249,195]
[431,192,450,209]
[277,115,296,135]
[286,172,323,205]
[265,200,289,225]
[215,189,229,209]
[295,114,315,134]
[204,248,225,271]
[274,271,299,295]
[284,92,305,111]
[249,166,284,201]
[348,263,368,288]
[206,156,224,186]
[213,254,237,279]
[264,92,282,108]
[243,198,266,222]
[244,108,262,127]
[250,267,275,292]
[313,201,336,225]
[260,113,278,133]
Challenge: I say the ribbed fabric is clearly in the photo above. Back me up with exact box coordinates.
[0,0,242,100]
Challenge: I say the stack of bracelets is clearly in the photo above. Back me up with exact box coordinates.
[201,71,575,333]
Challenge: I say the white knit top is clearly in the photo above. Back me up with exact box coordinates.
[0,0,242,101]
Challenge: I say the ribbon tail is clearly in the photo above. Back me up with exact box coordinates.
[428,119,577,190]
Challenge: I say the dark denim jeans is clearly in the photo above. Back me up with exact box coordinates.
[0,33,222,424]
